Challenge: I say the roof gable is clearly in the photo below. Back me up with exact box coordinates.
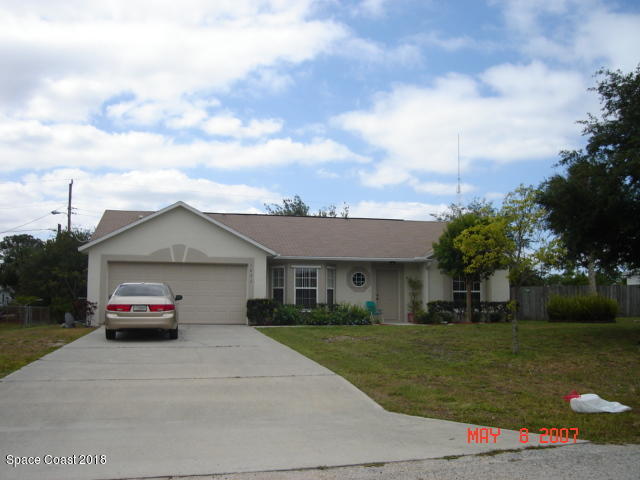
[79,201,276,255]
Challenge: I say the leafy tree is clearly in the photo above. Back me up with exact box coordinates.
[265,195,310,216]
[538,65,640,277]
[265,195,349,218]
[4,230,92,320]
[432,212,489,322]
[433,198,495,221]
[454,219,513,281]
[538,152,625,293]
[499,184,560,353]
[0,234,44,292]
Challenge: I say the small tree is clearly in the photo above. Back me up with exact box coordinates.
[454,219,512,320]
[501,184,561,353]
[407,277,423,319]
[454,219,513,282]
[432,212,488,322]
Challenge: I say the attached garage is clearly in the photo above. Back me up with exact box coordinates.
[80,202,274,326]
[108,262,248,325]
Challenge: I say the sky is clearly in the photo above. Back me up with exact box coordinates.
[0,0,639,239]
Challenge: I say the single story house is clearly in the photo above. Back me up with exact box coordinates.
[80,201,509,325]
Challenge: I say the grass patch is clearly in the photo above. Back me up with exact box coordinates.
[0,323,95,378]
[259,319,640,444]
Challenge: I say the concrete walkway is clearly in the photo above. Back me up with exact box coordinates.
[1,325,539,480]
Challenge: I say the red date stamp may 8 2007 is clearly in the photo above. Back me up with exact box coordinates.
[467,427,580,444]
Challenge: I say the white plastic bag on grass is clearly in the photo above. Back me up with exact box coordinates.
[563,390,631,413]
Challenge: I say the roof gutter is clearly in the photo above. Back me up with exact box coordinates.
[273,255,429,263]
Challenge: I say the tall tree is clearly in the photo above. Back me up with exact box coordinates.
[538,154,623,293]
[6,230,92,320]
[0,234,44,292]
[539,65,640,275]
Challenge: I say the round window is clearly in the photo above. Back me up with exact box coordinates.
[352,272,366,287]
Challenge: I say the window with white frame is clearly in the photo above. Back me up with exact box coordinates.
[326,267,336,306]
[453,277,480,303]
[295,267,318,308]
[271,267,285,304]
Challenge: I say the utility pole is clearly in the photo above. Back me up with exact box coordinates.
[67,179,73,231]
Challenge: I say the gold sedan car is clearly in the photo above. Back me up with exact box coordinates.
[105,282,182,340]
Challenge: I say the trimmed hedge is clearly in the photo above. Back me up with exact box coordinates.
[246,299,371,326]
[247,299,277,326]
[547,295,617,323]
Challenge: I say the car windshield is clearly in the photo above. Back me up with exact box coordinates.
[115,284,166,297]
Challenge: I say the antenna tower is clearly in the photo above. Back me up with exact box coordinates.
[456,134,462,206]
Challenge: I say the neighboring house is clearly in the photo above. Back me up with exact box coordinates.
[0,287,13,306]
[79,201,509,326]
[626,275,640,286]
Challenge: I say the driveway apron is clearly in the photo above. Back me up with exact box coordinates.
[1,325,533,480]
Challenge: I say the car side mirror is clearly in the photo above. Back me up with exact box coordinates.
[175,294,183,301]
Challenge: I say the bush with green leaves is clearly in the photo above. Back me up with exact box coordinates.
[414,310,436,324]
[272,304,302,325]
[301,303,371,326]
[246,299,277,325]
[547,295,617,323]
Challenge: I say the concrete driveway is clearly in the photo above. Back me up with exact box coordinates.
[1,325,534,480]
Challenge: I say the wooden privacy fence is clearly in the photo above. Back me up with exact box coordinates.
[511,285,640,320]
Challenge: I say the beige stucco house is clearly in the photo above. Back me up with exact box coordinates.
[80,201,509,326]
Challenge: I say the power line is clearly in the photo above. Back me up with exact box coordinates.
[0,211,60,235]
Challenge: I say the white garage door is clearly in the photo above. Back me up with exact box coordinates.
[108,262,248,324]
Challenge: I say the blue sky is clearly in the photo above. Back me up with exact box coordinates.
[1,0,639,238]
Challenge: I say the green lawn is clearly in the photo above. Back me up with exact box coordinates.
[0,323,95,378]
[259,319,640,444]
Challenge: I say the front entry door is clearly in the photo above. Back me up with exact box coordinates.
[376,270,399,322]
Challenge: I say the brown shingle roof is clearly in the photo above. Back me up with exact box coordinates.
[91,208,446,259]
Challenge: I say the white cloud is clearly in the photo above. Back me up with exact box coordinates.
[415,32,479,52]
[204,137,369,169]
[573,10,640,72]
[339,37,422,67]
[335,61,590,187]
[350,201,448,221]
[0,116,367,171]
[408,180,475,196]
[316,168,340,179]
[0,0,347,122]
[0,168,281,239]
[202,114,283,139]
[355,0,389,17]
[497,0,640,71]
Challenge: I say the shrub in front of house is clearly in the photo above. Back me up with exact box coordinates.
[247,300,371,326]
[246,299,277,325]
[272,304,301,325]
[301,303,371,326]
[547,295,617,323]
[414,310,436,324]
